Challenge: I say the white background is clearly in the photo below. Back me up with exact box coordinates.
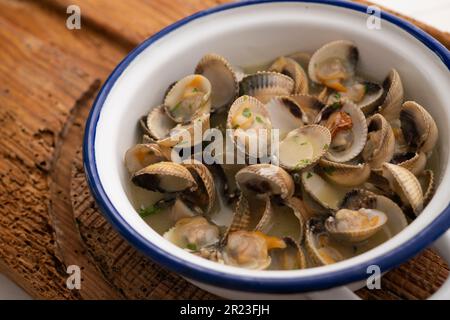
[0,0,448,300]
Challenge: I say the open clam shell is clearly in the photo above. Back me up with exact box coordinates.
[305,218,351,266]
[164,74,211,123]
[269,237,307,270]
[325,208,387,243]
[400,101,438,155]
[289,94,326,124]
[318,158,370,187]
[362,113,395,169]
[235,164,295,200]
[163,216,220,251]
[195,53,238,112]
[418,169,435,207]
[317,100,368,163]
[382,163,423,215]
[182,160,216,215]
[266,96,306,139]
[132,161,197,193]
[308,40,358,92]
[392,151,427,176]
[269,56,309,94]
[278,125,331,171]
[124,143,166,174]
[239,71,294,103]
[222,230,286,270]
[227,95,272,157]
[146,105,177,141]
[379,69,404,123]
[160,113,210,148]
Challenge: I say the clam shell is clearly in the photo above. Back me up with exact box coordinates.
[266,96,306,139]
[124,143,166,174]
[221,193,251,243]
[301,170,348,210]
[132,162,197,193]
[318,100,368,163]
[318,159,370,187]
[227,95,273,158]
[379,69,404,123]
[239,71,294,103]
[146,105,177,140]
[182,160,216,215]
[308,40,358,88]
[288,51,311,71]
[393,152,427,176]
[289,94,326,124]
[195,53,238,111]
[269,237,307,270]
[362,113,395,169]
[418,169,435,207]
[278,125,331,171]
[325,208,387,243]
[163,216,220,250]
[235,164,295,199]
[164,74,211,123]
[382,163,423,215]
[269,56,309,94]
[400,101,438,154]
[159,113,210,148]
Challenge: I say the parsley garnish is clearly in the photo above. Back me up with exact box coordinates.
[334,93,341,99]
[323,143,329,150]
[331,102,342,110]
[306,172,313,179]
[294,159,311,170]
[138,205,161,218]
[242,108,252,118]
[186,243,197,251]
[255,116,264,123]
[171,101,182,112]
[192,88,199,93]
[300,142,308,146]
[323,166,336,175]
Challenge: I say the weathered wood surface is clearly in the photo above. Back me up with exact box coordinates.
[0,0,448,299]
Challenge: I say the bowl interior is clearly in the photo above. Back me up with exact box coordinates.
[92,1,450,280]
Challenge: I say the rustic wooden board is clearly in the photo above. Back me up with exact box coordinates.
[0,0,448,299]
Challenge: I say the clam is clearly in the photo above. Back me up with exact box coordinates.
[239,71,294,103]
[147,105,210,148]
[195,53,239,112]
[382,163,423,215]
[266,96,306,139]
[132,162,197,193]
[327,81,383,115]
[379,69,404,123]
[325,208,387,243]
[163,216,220,251]
[305,218,351,266]
[418,169,435,207]
[182,160,216,214]
[168,197,201,221]
[289,94,326,124]
[227,95,272,157]
[222,230,286,270]
[308,40,358,92]
[316,100,368,163]
[301,170,348,210]
[124,143,166,174]
[235,164,295,200]
[278,125,331,171]
[269,56,309,94]
[318,158,371,187]
[269,237,307,270]
[164,74,211,123]
[362,113,395,169]
[392,152,427,176]
[287,51,311,72]
[400,101,438,155]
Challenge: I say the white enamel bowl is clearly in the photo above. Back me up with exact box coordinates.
[84,1,450,299]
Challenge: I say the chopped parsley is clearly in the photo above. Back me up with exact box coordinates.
[138,204,161,218]
[323,166,336,175]
[192,87,199,93]
[255,116,264,124]
[300,142,308,146]
[364,83,370,94]
[334,93,341,99]
[242,108,252,118]
[186,243,197,251]
[323,143,329,150]
[171,101,182,112]
[294,159,311,170]
[330,102,342,110]
[306,172,313,179]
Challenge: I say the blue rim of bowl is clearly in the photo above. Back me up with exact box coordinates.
[84,0,450,293]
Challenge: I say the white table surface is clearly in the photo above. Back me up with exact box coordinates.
[0,0,448,300]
